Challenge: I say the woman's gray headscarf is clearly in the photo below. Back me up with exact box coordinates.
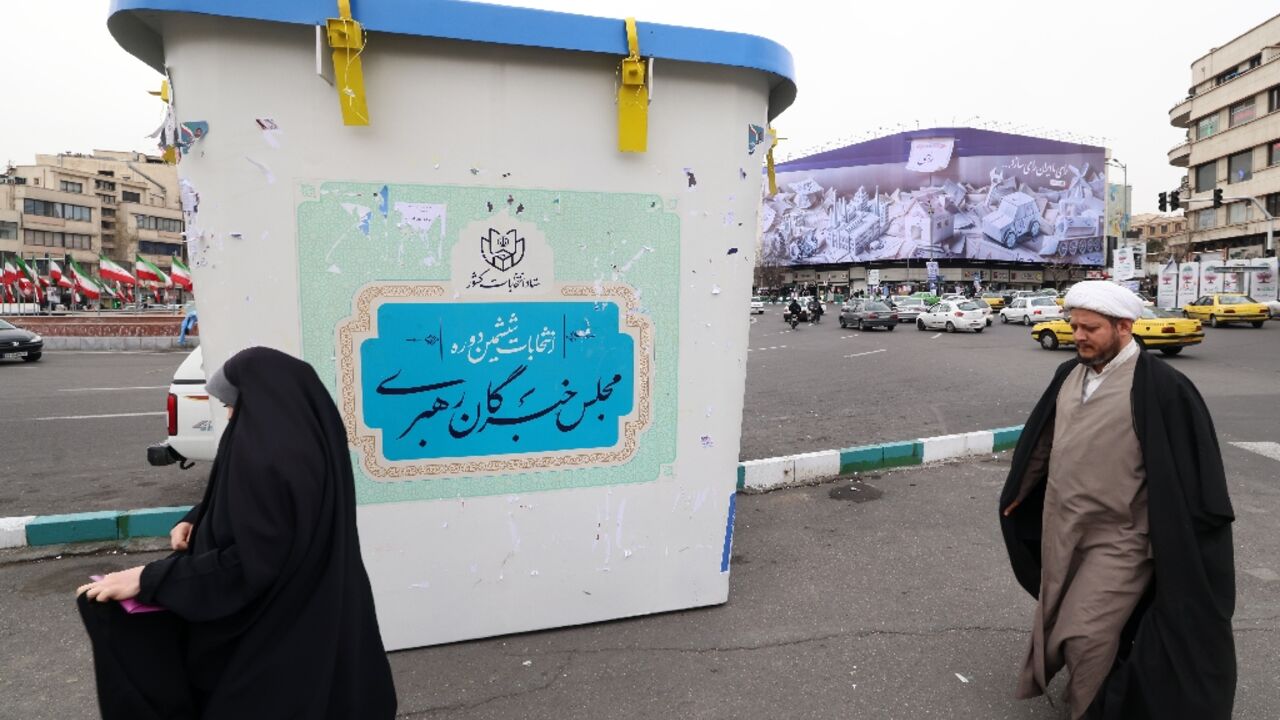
[206,365,239,407]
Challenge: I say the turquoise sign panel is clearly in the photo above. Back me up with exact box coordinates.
[296,181,682,503]
[361,300,634,461]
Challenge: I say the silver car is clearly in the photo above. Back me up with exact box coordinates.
[888,296,925,323]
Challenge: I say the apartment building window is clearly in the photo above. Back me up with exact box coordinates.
[95,179,116,191]
[96,193,115,204]
[132,214,184,233]
[101,221,115,231]
[101,207,115,218]
[0,221,17,239]
[25,229,57,246]
[1196,209,1216,230]
[121,190,141,203]
[1228,150,1253,183]
[139,241,181,256]
[1270,86,1280,113]
[1270,140,1280,166]
[60,180,83,194]
[97,170,114,177]
[23,229,90,248]
[23,198,93,222]
[1227,202,1249,224]
[1195,162,1217,192]
[1196,114,1219,139]
[1160,223,1168,234]
[1229,98,1256,127]
[1267,193,1280,218]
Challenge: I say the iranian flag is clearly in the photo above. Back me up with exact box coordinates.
[135,255,171,286]
[68,259,103,300]
[1,254,16,285]
[170,258,193,291]
[12,256,42,302]
[100,255,136,285]
[48,256,63,283]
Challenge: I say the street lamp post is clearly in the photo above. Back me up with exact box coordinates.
[1106,158,1130,283]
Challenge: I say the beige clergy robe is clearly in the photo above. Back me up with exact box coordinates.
[1015,343,1153,718]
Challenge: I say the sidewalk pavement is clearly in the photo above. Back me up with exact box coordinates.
[4,455,1275,719]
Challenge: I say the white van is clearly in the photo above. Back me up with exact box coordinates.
[146,346,218,467]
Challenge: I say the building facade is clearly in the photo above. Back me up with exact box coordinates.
[1167,12,1280,259]
[1126,212,1187,274]
[0,150,183,280]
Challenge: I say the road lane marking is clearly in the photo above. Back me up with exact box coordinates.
[20,412,167,422]
[58,385,169,393]
[843,349,887,359]
[931,333,942,339]
[1230,441,1280,462]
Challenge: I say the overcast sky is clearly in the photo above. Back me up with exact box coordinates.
[8,1,1277,213]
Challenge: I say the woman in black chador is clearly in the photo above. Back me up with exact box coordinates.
[77,346,397,719]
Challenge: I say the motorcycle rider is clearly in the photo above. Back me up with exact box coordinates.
[808,296,824,324]
[788,297,803,327]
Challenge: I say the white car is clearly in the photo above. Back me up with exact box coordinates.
[750,296,765,314]
[1000,296,1064,326]
[146,346,218,467]
[917,300,987,333]
[1267,299,1280,319]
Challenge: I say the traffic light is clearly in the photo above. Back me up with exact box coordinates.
[1170,191,1181,210]
[1158,192,1167,212]
[1212,188,1223,208]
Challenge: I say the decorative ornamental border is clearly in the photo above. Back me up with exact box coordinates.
[335,282,654,480]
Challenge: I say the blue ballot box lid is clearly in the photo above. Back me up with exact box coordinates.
[109,0,797,119]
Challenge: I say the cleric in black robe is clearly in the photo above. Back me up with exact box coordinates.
[77,346,397,719]
[999,322,1236,719]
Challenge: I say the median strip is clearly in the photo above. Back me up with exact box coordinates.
[1,425,1026,551]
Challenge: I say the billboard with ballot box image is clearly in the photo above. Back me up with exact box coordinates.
[761,128,1108,266]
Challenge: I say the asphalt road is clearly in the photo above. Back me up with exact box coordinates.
[1,309,1277,516]
[0,351,209,517]
[741,304,1279,460]
[4,456,1276,719]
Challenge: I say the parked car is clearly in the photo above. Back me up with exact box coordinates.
[917,300,986,333]
[0,318,44,362]
[1032,308,1203,355]
[1000,296,1064,326]
[750,296,765,314]
[1182,293,1270,328]
[840,300,898,330]
[888,296,926,323]
[147,346,218,467]
[1267,298,1280,319]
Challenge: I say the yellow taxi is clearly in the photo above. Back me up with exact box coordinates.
[1181,293,1270,328]
[1031,308,1204,356]
[979,292,1005,310]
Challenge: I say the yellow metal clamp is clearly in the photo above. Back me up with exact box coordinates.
[766,127,781,195]
[617,17,647,153]
[327,0,370,126]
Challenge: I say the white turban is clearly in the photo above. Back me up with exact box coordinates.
[1064,281,1143,321]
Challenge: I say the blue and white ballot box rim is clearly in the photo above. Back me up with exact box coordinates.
[108,0,797,120]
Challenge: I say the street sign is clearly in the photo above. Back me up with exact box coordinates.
[926,261,939,280]
[868,269,880,286]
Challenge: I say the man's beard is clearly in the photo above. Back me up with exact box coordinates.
[1077,336,1123,370]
